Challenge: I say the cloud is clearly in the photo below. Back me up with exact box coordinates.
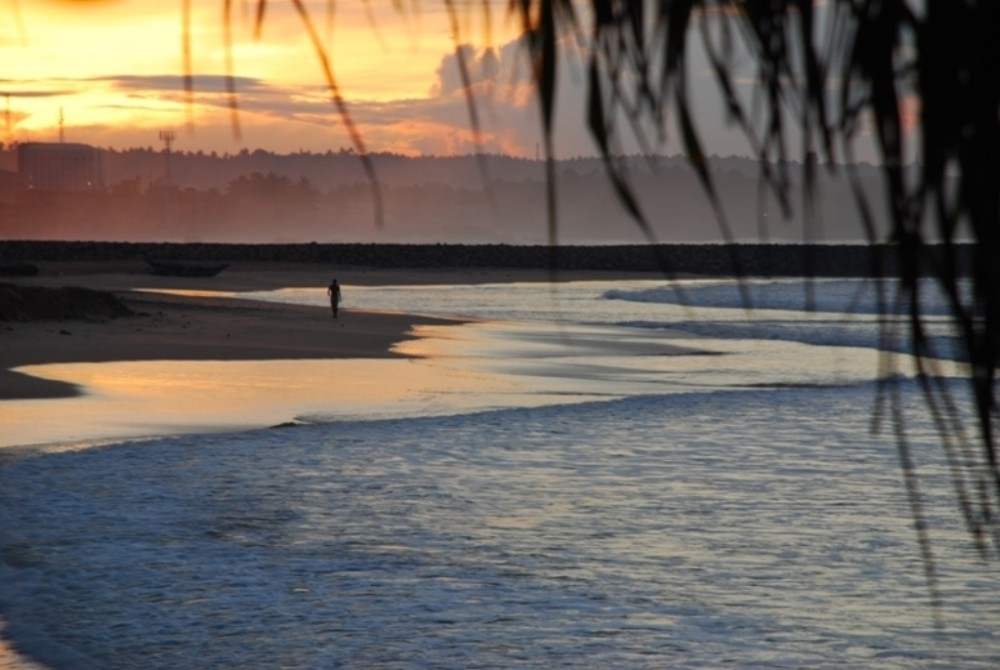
[432,44,505,97]
[3,29,738,161]
[360,39,542,156]
[103,74,270,94]
[366,36,595,158]
[306,34,612,159]
[4,0,589,158]
[0,80,79,97]
[429,38,539,106]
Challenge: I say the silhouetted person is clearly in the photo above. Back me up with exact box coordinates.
[327,279,342,318]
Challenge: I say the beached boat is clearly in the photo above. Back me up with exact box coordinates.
[146,259,228,277]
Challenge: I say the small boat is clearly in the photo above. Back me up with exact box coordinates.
[146,259,228,277]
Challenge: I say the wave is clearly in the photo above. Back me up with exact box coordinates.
[605,277,960,316]
[618,317,965,362]
[1,378,989,670]
[604,278,968,362]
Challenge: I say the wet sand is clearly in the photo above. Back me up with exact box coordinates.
[0,262,661,669]
[0,289,453,401]
[2,263,661,400]
[0,263,668,448]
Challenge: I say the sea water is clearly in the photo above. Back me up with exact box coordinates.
[1,278,997,669]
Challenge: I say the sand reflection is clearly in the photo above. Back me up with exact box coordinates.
[0,320,624,451]
[0,356,511,450]
[1,317,925,452]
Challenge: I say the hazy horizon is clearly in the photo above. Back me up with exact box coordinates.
[1,146,890,245]
[2,1,891,246]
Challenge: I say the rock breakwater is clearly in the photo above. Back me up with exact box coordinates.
[0,241,972,277]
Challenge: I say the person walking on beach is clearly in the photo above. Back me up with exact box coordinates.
[327,279,342,318]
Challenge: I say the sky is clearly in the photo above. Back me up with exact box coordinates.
[1,1,882,162]
[0,0,766,159]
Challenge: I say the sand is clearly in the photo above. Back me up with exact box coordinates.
[0,262,662,669]
[2,262,666,398]
[0,284,451,402]
[1,289,457,401]
[0,261,687,670]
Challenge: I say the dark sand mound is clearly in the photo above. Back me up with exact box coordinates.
[0,283,134,322]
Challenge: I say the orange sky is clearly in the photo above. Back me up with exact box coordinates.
[1,1,872,162]
[2,0,558,156]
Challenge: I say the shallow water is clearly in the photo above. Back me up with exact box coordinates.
[1,280,904,450]
[1,278,996,669]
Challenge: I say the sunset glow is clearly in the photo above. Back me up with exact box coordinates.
[3,0,535,156]
[2,1,884,161]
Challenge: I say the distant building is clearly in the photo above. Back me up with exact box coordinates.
[16,142,104,191]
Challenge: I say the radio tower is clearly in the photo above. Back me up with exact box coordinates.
[159,129,177,185]
[4,94,10,147]
[59,107,65,143]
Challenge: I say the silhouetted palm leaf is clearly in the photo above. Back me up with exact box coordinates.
[504,3,1000,594]
[105,0,1000,574]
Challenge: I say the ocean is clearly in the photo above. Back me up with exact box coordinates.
[1,277,997,669]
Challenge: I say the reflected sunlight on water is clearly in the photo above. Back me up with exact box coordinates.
[1,279,996,669]
[3,313,905,452]
[0,357,520,449]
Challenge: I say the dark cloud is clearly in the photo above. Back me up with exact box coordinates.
[98,74,270,94]
[0,82,76,97]
[96,73,318,123]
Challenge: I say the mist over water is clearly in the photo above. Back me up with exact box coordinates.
[1,278,996,669]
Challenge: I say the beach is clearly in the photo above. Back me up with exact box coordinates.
[1,270,450,401]
[0,262,692,670]
[2,265,998,669]
[2,262,671,393]
[0,262,669,449]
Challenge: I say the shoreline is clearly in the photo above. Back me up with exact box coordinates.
[0,264,679,450]
[1,286,459,402]
[1,264,666,401]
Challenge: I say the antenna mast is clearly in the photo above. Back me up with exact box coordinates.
[159,129,177,185]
